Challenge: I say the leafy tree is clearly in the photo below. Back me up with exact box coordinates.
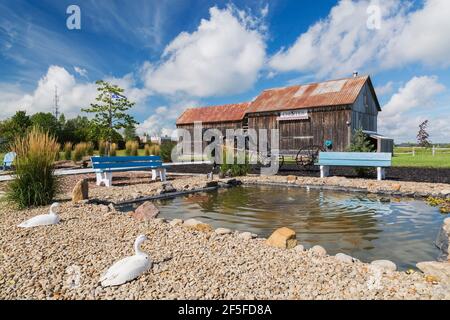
[417,120,431,148]
[123,124,137,142]
[30,112,58,136]
[82,80,137,155]
[0,111,32,152]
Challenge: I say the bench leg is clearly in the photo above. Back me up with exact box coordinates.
[377,167,385,181]
[320,165,330,178]
[96,172,112,187]
[152,168,167,182]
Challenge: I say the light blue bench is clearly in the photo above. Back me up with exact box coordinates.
[2,152,16,170]
[317,152,392,181]
[91,156,166,187]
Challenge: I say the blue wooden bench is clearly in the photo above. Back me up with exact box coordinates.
[2,152,16,170]
[317,152,392,181]
[91,156,166,187]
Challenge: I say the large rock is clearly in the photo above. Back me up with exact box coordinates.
[238,232,257,240]
[130,201,160,221]
[215,227,232,235]
[371,259,397,272]
[311,245,327,256]
[435,218,450,261]
[335,253,355,263]
[417,261,450,285]
[158,182,176,194]
[266,227,297,249]
[72,179,88,202]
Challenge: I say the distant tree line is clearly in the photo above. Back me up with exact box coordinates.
[0,110,139,152]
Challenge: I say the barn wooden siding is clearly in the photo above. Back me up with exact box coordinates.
[176,121,243,152]
[248,106,352,152]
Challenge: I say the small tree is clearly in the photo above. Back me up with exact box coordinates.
[82,80,137,155]
[348,128,374,152]
[417,120,431,148]
[348,128,374,177]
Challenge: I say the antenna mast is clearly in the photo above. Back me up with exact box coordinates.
[54,86,59,120]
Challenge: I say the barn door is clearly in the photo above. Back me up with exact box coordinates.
[279,120,313,152]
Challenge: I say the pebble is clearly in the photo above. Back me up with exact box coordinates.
[311,245,327,256]
[371,260,397,272]
[215,228,232,235]
[335,253,354,264]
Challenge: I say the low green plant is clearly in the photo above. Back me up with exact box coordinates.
[5,127,59,208]
[220,147,250,177]
[98,140,106,156]
[160,141,176,162]
[63,142,72,160]
[72,142,88,162]
[110,143,117,156]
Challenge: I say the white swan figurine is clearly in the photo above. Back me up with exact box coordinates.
[18,202,60,228]
[100,234,152,287]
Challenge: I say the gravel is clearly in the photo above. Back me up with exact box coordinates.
[1,173,449,299]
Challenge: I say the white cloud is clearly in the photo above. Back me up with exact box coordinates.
[136,98,200,137]
[73,66,88,78]
[269,0,450,78]
[375,81,394,96]
[379,75,447,142]
[143,6,267,97]
[0,66,151,120]
[0,66,97,119]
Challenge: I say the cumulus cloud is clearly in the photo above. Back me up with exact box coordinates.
[269,0,450,78]
[136,98,200,137]
[143,6,267,97]
[0,66,150,120]
[379,75,447,142]
[375,81,394,96]
[73,66,88,78]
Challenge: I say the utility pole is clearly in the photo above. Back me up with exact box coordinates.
[54,86,60,120]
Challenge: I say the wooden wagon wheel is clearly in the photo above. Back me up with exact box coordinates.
[295,145,324,170]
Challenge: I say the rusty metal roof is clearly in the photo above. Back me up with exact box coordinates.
[176,102,250,125]
[246,75,373,114]
[176,76,379,124]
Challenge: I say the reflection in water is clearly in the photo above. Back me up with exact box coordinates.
[150,186,443,270]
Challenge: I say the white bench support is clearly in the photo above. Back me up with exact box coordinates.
[96,171,112,187]
[377,167,385,181]
[152,168,167,182]
[320,165,330,178]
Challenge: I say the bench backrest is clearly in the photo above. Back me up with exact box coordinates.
[3,152,16,165]
[318,152,392,167]
[91,156,163,170]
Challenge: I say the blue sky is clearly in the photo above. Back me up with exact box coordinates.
[0,0,449,142]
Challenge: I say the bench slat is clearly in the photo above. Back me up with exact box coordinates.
[92,156,162,163]
[318,152,391,161]
[92,161,162,170]
[317,159,391,167]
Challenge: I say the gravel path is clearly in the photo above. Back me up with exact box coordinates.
[0,174,449,300]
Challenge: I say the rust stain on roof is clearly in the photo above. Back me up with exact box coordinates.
[176,102,250,125]
[246,75,369,114]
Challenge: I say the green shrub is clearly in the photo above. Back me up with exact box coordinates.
[86,142,94,156]
[160,141,176,162]
[72,142,88,162]
[219,147,250,177]
[98,140,106,156]
[5,127,59,208]
[125,140,138,156]
[63,142,72,160]
[110,143,117,156]
[348,128,375,177]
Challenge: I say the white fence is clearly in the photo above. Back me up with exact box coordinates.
[395,146,450,156]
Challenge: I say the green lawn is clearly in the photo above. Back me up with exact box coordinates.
[392,153,450,168]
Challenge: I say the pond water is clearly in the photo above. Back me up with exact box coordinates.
[124,185,445,270]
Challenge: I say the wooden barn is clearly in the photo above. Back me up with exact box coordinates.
[176,75,392,156]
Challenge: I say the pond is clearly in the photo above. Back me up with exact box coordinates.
[124,185,445,270]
